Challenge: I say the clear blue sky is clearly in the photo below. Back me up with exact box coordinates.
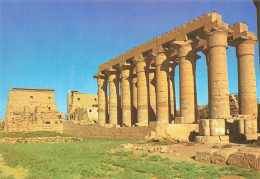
[0,0,259,119]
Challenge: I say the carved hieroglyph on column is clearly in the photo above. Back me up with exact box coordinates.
[155,50,169,124]
[134,57,149,126]
[119,62,132,126]
[172,40,197,123]
[169,61,178,122]
[94,72,107,125]
[148,66,156,122]
[204,26,231,119]
[229,32,258,115]
[106,68,120,125]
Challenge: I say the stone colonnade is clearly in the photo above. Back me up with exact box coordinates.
[94,13,258,130]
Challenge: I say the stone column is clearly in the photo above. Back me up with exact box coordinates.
[119,62,132,126]
[134,58,149,126]
[169,61,177,122]
[229,34,258,115]
[149,67,156,121]
[202,48,211,116]
[204,28,230,119]
[94,73,108,125]
[254,0,260,68]
[172,40,196,123]
[132,70,138,124]
[106,68,120,125]
[155,50,169,124]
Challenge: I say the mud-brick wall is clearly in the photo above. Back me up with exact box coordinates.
[63,121,157,140]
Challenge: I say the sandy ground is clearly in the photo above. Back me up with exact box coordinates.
[0,154,28,179]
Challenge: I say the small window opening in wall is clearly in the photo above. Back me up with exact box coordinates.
[48,107,51,111]
[78,98,80,101]
[30,96,33,99]
[89,110,92,112]
[48,96,51,99]
[45,122,50,124]
[55,122,57,124]
[94,98,97,101]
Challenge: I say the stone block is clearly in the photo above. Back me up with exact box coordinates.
[195,135,229,144]
[195,149,218,162]
[228,151,260,169]
[245,133,260,141]
[175,117,184,124]
[165,124,199,142]
[211,148,238,165]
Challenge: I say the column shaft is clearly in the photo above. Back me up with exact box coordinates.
[207,30,230,119]
[236,38,258,115]
[149,68,156,121]
[155,52,169,124]
[108,71,120,125]
[132,73,138,124]
[135,59,149,126]
[121,66,132,126]
[97,77,107,124]
[169,65,176,122]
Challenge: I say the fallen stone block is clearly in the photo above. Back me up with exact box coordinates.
[195,149,218,162]
[211,148,238,165]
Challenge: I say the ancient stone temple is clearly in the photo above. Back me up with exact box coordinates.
[66,91,98,124]
[4,88,64,133]
[94,12,259,143]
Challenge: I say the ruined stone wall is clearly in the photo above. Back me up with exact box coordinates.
[4,88,63,133]
[63,121,157,140]
[229,94,239,116]
[66,91,98,124]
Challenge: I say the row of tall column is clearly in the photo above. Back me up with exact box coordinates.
[94,28,258,127]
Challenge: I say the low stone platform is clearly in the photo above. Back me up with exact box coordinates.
[0,136,83,144]
[195,135,230,144]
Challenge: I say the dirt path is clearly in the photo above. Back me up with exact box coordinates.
[0,154,28,179]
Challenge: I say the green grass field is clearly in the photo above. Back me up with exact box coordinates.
[0,132,259,179]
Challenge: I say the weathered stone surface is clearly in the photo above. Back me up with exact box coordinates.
[165,124,199,142]
[227,151,260,169]
[195,136,229,144]
[66,91,98,125]
[4,88,63,133]
[211,148,238,165]
[195,149,218,162]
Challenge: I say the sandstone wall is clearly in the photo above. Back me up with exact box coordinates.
[66,91,98,123]
[4,88,63,133]
[63,121,157,140]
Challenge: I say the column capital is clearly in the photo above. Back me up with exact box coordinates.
[171,39,198,59]
[118,61,132,71]
[104,67,118,75]
[133,57,145,65]
[93,72,106,79]
[229,31,258,47]
[254,0,260,7]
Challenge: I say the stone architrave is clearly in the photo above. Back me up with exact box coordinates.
[169,61,178,122]
[155,50,170,124]
[119,62,132,127]
[134,57,149,126]
[94,72,107,125]
[105,68,120,125]
[203,26,231,119]
[172,40,197,124]
[229,33,258,115]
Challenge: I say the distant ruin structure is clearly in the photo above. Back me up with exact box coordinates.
[4,88,64,133]
[94,12,259,143]
[66,91,98,124]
